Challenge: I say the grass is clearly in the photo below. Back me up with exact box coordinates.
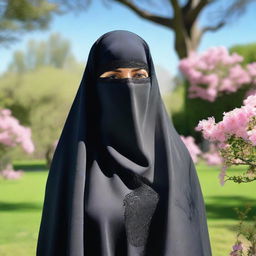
[0,160,47,256]
[197,161,256,256]
[0,159,255,256]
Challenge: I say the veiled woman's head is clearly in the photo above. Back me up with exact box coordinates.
[84,30,159,165]
[93,30,151,80]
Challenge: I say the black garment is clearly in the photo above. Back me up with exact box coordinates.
[36,30,212,256]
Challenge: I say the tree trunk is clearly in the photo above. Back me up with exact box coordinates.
[173,20,201,59]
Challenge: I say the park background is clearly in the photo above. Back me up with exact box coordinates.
[0,1,256,255]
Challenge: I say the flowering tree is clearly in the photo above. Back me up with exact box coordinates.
[178,46,256,256]
[180,135,224,166]
[0,108,35,179]
[179,46,256,102]
[174,47,254,141]
[229,206,256,256]
[201,143,224,166]
[195,94,256,185]
[180,135,202,163]
[0,163,24,180]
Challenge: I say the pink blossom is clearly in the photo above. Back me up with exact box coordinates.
[195,117,216,140]
[203,152,223,165]
[188,84,216,101]
[235,128,249,140]
[202,143,224,166]
[243,94,256,107]
[247,128,256,146]
[229,53,244,64]
[229,64,251,85]
[247,62,256,76]
[219,78,234,92]
[0,108,35,153]
[180,135,202,163]
[201,74,219,87]
[210,122,227,142]
[197,103,256,144]
[196,93,256,186]
[229,241,243,256]
[179,46,255,102]
[0,109,11,115]
[244,88,256,98]
[195,117,216,131]
[222,107,252,136]
[219,142,229,149]
[0,164,24,180]
[206,87,218,99]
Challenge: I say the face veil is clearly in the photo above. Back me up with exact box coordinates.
[96,77,152,175]
[36,30,212,256]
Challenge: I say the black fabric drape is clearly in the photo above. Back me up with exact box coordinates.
[36,30,212,256]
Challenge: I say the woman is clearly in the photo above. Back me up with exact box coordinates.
[36,30,212,256]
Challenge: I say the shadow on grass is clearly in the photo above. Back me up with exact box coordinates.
[206,195,256,220]
[13,163,48,172]
[0,201,42,211]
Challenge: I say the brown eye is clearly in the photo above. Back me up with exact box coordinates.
[134,73,147,78]
[107,74,119,79]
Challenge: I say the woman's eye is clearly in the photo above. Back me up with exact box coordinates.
[108,74,119,79]
[103,72,148,79]
[134,73,147,78]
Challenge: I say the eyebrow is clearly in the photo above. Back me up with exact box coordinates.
[110,68,147,72]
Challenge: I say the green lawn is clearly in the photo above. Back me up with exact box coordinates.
[0,159,255,256]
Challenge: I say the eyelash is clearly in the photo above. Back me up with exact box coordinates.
[107,73,147,79]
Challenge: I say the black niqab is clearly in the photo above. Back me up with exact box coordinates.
[36,30,212,256]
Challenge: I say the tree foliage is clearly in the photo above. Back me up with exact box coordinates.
[230,43,256,65]
[8,32,77,72]
[0,33,83,160]
[0,0,89,46]
[0,65,84,159]
[0,0,57,45]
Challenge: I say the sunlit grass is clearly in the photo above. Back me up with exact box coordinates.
[0,160,255,256]
[197,161,256,256]
[0,160,47,256]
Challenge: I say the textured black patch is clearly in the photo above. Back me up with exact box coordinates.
[123,183,159,247]
[174,188,196,221]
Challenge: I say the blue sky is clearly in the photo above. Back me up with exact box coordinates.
[1,1,256,76]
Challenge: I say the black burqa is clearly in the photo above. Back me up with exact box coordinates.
[36,30,212,256]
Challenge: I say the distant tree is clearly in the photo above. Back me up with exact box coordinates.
[0,65,84,162]
[230,42,256,64]
[8,32,76,72]
[0,108,34,171]
[0,33,83,162]
[0,0,88,46]
[0,0,56,45]
[9,51,27,73]
[47,33,75,68]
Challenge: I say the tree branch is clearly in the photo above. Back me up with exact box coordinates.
[169,0,180,11]
[225,0,255,18]
[185,0,214,25]
[182,0,193,13]
[169,0,183,22]
[201,20,225,33]
[194,20,225,48]
[113,0,174,28]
